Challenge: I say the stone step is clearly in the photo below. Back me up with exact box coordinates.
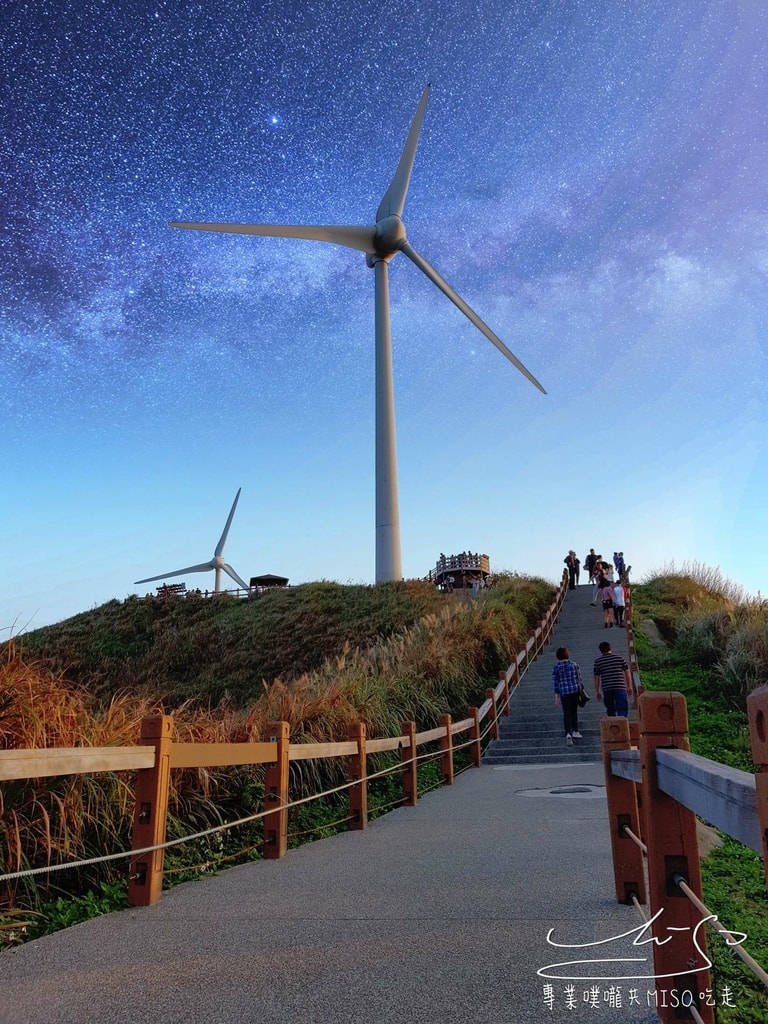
[483,751,604,765]
[493,740,603,752]
[480,585,633,766]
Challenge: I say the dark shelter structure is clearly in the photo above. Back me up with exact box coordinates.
[250,574,289,589]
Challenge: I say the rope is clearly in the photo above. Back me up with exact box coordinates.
[1,599,560,886]
[0,734,479,884]
[0,755,408,883]
[162,842,264,878]
[629,894,648,923]
[287,813,355,840]
[621,825,647,854]
[688,1005,706,1024]
[673,874,768,990]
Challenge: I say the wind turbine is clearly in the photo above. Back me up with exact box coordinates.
[169,85,546,583]
[135,488,249,593]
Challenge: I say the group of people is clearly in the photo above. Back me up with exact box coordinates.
[562,548,631,629]
[587,551,629,629]
[552,546,635,744]
[552,641,632,743]
[564,549,631,590]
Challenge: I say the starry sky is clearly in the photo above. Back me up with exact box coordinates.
[2,0,767,632]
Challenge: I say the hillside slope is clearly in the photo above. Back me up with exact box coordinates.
[15,580,493,706]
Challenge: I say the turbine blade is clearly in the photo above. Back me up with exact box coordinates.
[400,241,547,394]
[134,562,214,586]
[215,488,241,558]
[169,222,376,254]
[222,564,250,591]
[376,85,430,222]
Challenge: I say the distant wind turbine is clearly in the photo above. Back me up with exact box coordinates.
[170,85,545,583]
[135,488,249,593]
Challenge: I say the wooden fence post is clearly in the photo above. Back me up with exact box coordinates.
[600,717,647,905]
[638,692,713,1024]
[348,721,367,830]
[498,670,510,716]
[511,660,520,691]
[439,713,454,786]
[467,706,481,768]
[747,685,768,890]
[400,721,418,806]
[263,721,289,858]
[486,687,499,741]
[128,714,174,907]
[543,608,552,644]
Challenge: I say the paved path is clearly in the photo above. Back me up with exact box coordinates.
[2,586,658,1024]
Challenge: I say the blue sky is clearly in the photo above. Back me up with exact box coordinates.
[2,0,766,632]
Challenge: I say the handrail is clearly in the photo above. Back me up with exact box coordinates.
[1,570,570,907]
[0,746,156,780]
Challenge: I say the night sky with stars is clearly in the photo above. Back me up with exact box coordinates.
[2,0,767,631]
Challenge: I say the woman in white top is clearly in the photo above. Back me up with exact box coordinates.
[612,581,626,627]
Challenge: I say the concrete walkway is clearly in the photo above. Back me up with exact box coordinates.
[2,586,658,1024]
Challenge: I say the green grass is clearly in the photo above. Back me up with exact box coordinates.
[701,838,768,1024]
[632,574,768,1021]
[14,580,452,706]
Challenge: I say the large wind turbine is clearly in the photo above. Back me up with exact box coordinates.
[135,488,249,593]
[170,85,545,583]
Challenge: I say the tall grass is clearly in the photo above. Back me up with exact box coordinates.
[638,564,767,707]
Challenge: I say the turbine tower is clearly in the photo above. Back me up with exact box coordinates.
[169,86,545,583]
[135,488,249,593]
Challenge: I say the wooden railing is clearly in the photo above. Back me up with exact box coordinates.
[601,684,768,1024]
[0,572,570,908]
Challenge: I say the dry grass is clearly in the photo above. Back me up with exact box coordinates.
[641,560,748,606]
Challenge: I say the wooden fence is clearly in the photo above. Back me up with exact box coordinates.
[0,572,570,908]
[600,679,768,1024]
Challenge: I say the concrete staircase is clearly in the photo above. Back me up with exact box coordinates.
[483,582,634,765]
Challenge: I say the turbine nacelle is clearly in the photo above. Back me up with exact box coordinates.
[372,215,407,261]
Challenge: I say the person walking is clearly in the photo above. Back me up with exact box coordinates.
[612,579,627,627]
[552,646,583,745]
[598,579,615,627]
[593,640,631,718]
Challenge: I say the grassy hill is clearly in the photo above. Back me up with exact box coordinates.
[1,573,556,932]
[16,580,458,707]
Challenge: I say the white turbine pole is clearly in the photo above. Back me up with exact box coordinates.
[169,85,547,588]
[373,257,401,582]
[134,488,250,593]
